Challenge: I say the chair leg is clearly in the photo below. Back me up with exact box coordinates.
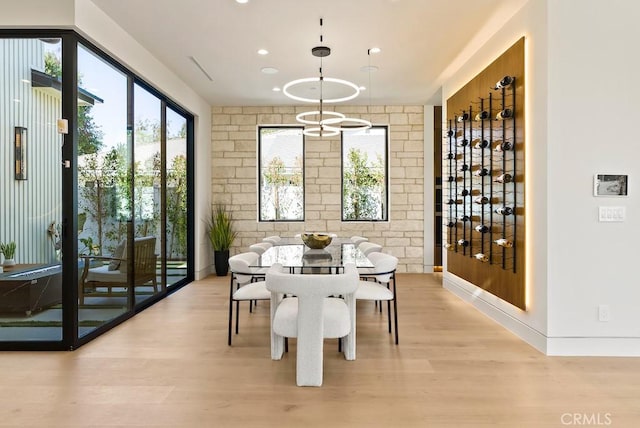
[393,297,399,345]
[235,301,240,334]
[387,300,392,333]
[228,299,233,346]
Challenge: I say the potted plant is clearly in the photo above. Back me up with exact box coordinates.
[0,241,17,267]
[206,203,237,276]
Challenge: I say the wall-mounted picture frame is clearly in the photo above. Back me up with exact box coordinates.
[15,126,27,180]
[594,174,628,197]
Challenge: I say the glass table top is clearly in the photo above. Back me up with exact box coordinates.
[254,243,374,269]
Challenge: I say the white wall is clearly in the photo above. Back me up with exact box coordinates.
[443,0,640,356]
[545,0,640,355]
[1,0,213,279]
[442,0,549,353]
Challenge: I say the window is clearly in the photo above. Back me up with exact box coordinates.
[342,126,389,221]
[258,126,304,221]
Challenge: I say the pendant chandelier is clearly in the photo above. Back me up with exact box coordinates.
[282,18,372,137]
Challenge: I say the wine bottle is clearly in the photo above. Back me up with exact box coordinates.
[447,129,454,137]
[445,152,456,160]
[456,113,470,122]
[496,108,513,120]
[457,214,470,222]
[495,206,513,216]
[473,139,489,149]
[446,199,462,205]
[494,238,514,248]
[474,253,489,262]
[474,168,490,177]
[474,111,489,121]
[460,189,470,197]
[447,175,456,182]
[494,141,513,152]
[475,224,490,233]
[457,239,469,247]
[458,164,470,172]
[457,139,469,147]
[444,243,453,250]
[494,173,513,183]
[474,196,489,205]
[446,221,456,228]
[495,75,514,89]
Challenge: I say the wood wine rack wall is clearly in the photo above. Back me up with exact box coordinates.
[445,38,525,310]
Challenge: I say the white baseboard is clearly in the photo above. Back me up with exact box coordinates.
[444,275,640,356]
[547,337,640,356]
[443,275,547,353]
[195,265,212,281]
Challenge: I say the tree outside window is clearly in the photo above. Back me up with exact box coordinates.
[342,126,388,221]
[259,127,304,221]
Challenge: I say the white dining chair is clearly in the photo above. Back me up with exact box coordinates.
[266,262,359,387]
[249,242,272,255]
[355,252,399,344]
[358,241,383,256]
[263,235,282,245]
[350,235,369,246]
[227,252,270,346]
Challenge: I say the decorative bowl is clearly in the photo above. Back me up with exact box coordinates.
[301,233,332,249]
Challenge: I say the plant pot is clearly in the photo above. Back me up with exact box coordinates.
[214,250,230,276]
[3,259,16,267]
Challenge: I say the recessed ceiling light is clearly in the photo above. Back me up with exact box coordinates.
[359,86,367,91]
[257,49,269,55]
[261,67,278,74]
[235,0,249,4]
[369,47,381,54]
[272,87,281,92]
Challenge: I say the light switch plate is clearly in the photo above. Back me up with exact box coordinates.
[598,206,625,222]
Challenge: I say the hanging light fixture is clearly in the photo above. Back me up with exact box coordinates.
[282,18,371,137]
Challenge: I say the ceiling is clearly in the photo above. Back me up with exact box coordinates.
[90,0,524,107]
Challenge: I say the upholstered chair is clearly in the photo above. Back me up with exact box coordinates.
[265,262,359,386]
[227,252,270,345]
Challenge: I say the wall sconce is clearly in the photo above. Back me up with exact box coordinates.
[15,126,27,180]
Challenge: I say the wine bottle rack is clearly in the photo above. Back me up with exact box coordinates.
[444,37,525,310]
[445,79,516,271]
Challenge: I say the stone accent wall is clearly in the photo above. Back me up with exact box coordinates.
[211,105,424,272]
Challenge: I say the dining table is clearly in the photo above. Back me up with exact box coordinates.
[254,237,373,367]
[251,238,374,273]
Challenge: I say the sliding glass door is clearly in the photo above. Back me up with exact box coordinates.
[76,43,130,336]
[0,30,194,349]
[0,37,64,341]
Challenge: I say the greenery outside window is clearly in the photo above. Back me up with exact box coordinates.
[342,126,389,221]
[258,126,304,221]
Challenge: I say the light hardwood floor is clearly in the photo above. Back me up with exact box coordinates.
[1,273,639,427]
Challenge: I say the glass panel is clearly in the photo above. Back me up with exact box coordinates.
[166,107,187,286]
[259,127,304,221]
[0,38,63,341]
[133,83,162,303]
[77,43,129,336]
[342,126,388,221]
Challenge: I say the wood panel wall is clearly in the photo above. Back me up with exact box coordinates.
[445,38,525,310]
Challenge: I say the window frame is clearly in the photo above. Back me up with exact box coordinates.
[341,125,390,222]
[257,125,305,222]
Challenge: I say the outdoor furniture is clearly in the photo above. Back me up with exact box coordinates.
[79,236,158,305]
